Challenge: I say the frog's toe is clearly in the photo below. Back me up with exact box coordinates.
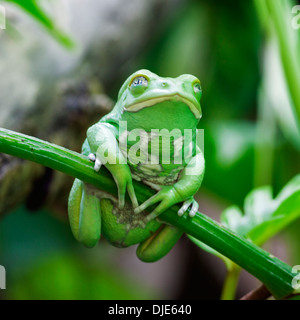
[189,200,199,217]
[178,198,193,216]
[178,198,198,217]
[88,153,102,172]
[94,158,102,172]
[88,153,96,162]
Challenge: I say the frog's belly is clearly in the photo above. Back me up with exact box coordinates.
[130,163,184,186]
[119,131,191,186]
[125,139,188,186]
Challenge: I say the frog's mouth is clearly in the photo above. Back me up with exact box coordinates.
[125,94,201,119]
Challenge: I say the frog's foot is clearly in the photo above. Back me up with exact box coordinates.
[112,204,148,230]
[178,197,199,218]
[88,153,102,172]
[134,188,198,223]
[134,186,183,223]
[68,179,101,248]
[137,225,183,262]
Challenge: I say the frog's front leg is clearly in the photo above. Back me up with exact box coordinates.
[87,122,138,209]
[135,148,205,221]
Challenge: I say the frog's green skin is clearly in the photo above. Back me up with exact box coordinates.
[68,69,205,262]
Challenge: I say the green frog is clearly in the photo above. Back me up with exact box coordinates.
[68,69,205,262]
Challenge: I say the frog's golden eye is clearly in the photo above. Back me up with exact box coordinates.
[193,82,202,94]
[131,76,148,87]
[130,76,148,94]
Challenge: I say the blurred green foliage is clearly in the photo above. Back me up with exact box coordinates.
[0,207,155,300]
[2,0,74,48]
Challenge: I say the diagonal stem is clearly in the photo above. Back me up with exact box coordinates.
[0,127,295,299]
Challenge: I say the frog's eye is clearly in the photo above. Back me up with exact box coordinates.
[130,76,148,94]
[193,82,202,94]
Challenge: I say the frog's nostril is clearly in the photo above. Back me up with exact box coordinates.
[162,82,169,88]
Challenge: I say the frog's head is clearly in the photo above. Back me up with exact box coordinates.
[117,69,202,120]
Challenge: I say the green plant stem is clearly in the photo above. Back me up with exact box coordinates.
[254,88,276,187]
[220,264,241,300]
[0,127,295,299]
[260,0,300,125]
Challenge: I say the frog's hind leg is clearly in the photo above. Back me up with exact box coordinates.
[68,179,101,248]
[136,225,183,262]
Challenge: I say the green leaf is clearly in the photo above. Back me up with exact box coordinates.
[249,184,300,245]
[190,174,300,259]
[224,175,300,245]
[221,186,274,238]
[3,0,74,49]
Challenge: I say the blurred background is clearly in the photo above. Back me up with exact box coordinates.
[0,0,300,300]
